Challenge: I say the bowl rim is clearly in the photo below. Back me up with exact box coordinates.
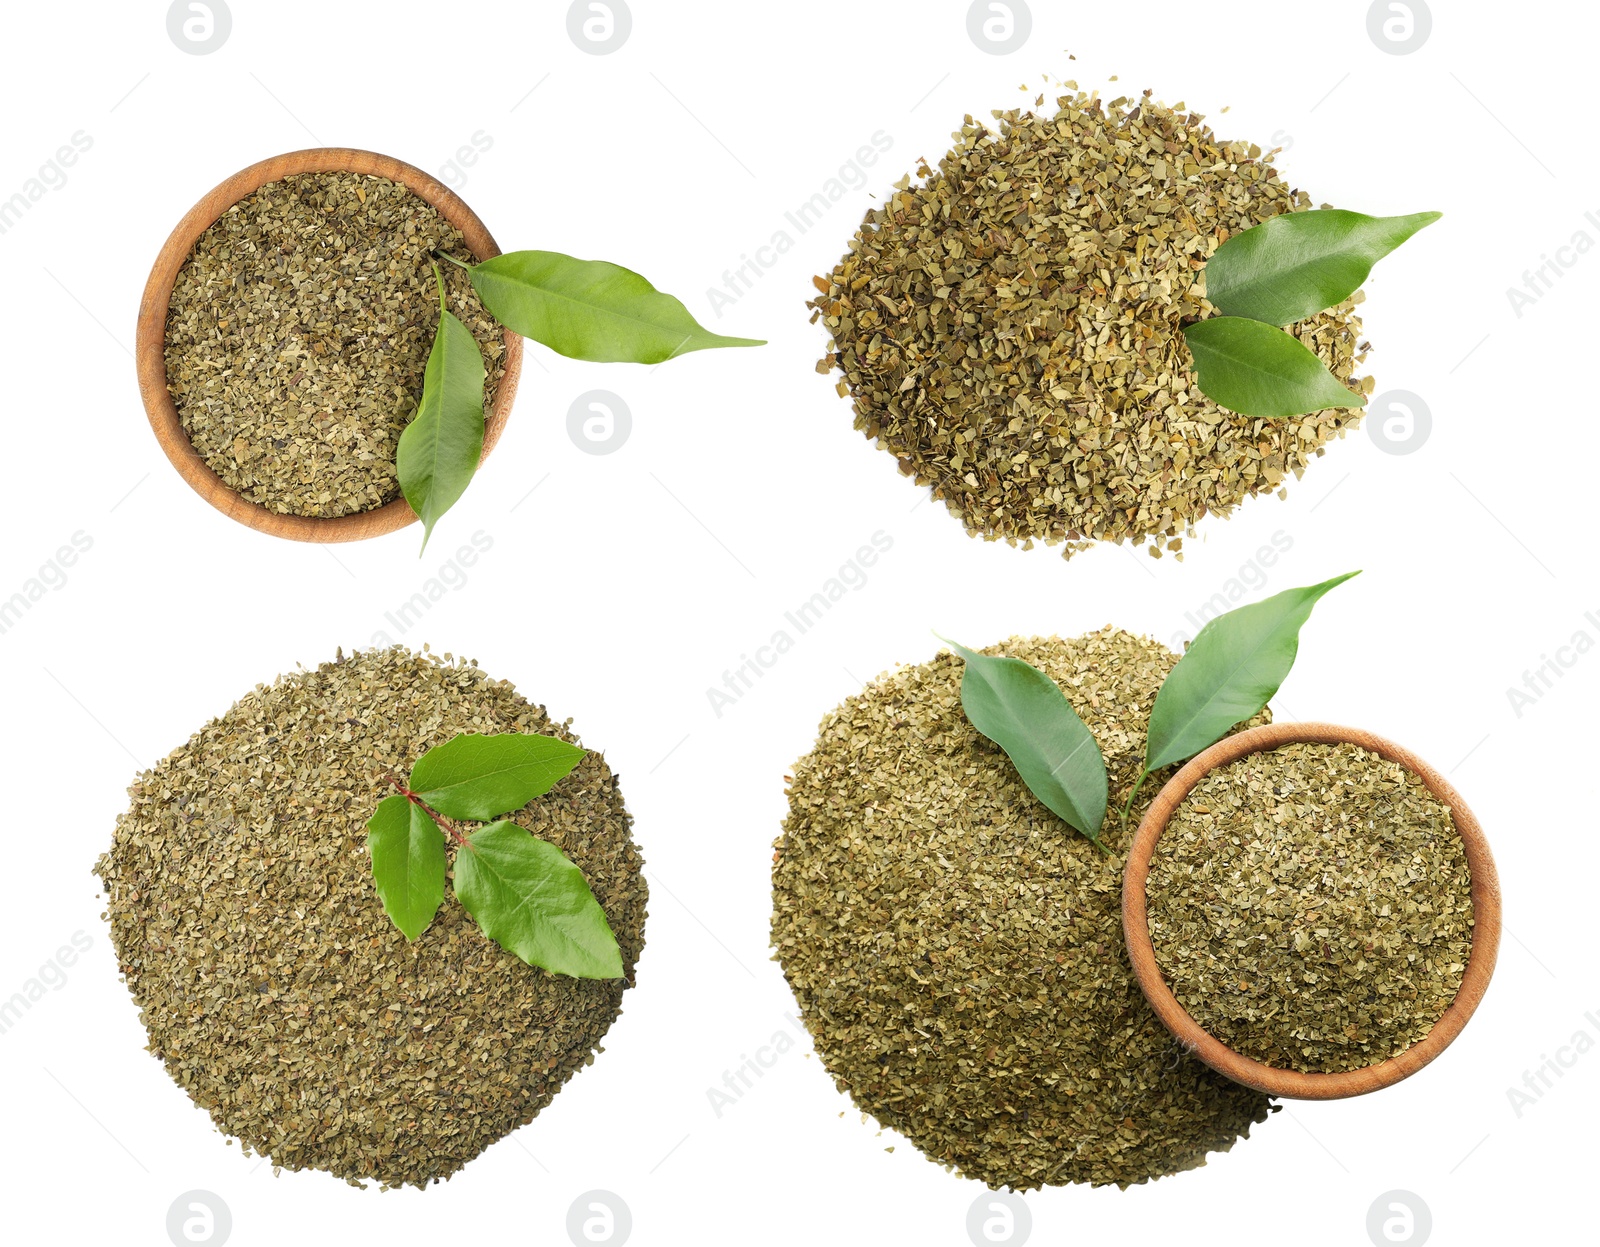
[134,146,523,544]
[1120,720,1502,1100]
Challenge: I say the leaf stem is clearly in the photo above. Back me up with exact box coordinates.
[389,774,469,846]
[1120,769,1150,832]
[434,250,474,272]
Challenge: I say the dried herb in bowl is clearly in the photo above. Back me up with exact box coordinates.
[165,172,507,518]
[93,646,647,1189]
[809,88,1436,558]
[162,162,762,547]
[772,630,1276,1190]
[1144,741,1474,1075]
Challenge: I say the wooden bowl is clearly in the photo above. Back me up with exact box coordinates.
[135,147,523,543]
[1121,721,1501,1100]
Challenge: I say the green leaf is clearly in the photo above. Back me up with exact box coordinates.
[366,793,447,941]
[467,249,764,364]
[397,266,487,553]
[942,638,1108,846]
[452,821,623,978]
[1183,317,1366,418]
[410,732,585,822]
[1205,209,1441,325]
[1126,572,1359,815]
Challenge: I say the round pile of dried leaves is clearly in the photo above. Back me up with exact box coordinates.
[1147,741,1473,1073]
[772,629,1274,1190]
[95,647,645,1189]
[808,90,1370,558]
[165,172,507,518]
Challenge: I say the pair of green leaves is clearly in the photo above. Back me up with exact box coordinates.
[400,251,764,552]
[365,732,623,979]
[944,571,1357,847]
[1183,209,1439,418]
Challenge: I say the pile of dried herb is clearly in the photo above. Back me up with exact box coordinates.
[808,89,1371,557]
[772,629,1274,1190]
[1146,741,1472,1074]
[165,172,507,517]
[94,647,645,1188]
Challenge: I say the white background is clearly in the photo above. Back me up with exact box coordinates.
[0,2,1592,1244]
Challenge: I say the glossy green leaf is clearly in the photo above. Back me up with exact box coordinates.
[1206,209,1441,325]
[410,732,585,822]
[467,249,764,363]
[943,638,1108,845]
[365,793,447,940]
[1183,317,1366,418]
[453,821,622,978]
[1122,572,1360,821]
[397,266,487,554]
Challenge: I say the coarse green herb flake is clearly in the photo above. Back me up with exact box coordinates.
[93,647,646,1189]
[808,91,1371,558]
[164,172,507,519]
[1147,741,1473,1073]
[773,630,1275,1191]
